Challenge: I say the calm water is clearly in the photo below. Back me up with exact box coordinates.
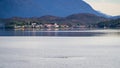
[0,29,120,68]
[0,29,120,36]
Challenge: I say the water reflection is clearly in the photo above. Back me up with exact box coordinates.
[0,29,120,37]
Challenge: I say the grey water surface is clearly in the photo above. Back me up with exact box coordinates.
[0,29,120,68]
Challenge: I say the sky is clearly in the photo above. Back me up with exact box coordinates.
[84,0,120,16]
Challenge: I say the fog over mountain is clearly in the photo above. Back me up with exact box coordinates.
[0,0,108,18]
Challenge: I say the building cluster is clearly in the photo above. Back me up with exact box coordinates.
[14,23,70,29]
[0,21,90,30]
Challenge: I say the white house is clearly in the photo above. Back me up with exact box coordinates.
[54,23,59,28]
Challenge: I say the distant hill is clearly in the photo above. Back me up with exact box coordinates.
[110,16,120,19]
[97,18,120,28]
[2,13,109,25]
[65,13,108,25]
[39,15,62,21]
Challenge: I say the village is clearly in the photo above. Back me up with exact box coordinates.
[14,22,87,30]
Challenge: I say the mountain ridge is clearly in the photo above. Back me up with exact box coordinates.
[0,0,109,18]
[2,13,109,25]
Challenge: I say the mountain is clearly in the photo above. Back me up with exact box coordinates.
[0,0,107,18]
[3,13,109,26]
[39,15,62,21]
[65,13,108,24]
[110,16,120,19]
[97,18,120,28]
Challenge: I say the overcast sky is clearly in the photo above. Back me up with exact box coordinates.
[84,0,120,16]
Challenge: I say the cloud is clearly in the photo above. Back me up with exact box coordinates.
[84,0,120,3]
[84,0,120,16]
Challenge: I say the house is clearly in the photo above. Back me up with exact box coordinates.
[31,23,37,28]
[44,23,59,28]
[44,24,53,28]
[35,24,44,28]
[54,23,59,28]
[60,24,69,28]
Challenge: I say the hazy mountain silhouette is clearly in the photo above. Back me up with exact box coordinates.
[0,0,108,18]
[4,13,109,25]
